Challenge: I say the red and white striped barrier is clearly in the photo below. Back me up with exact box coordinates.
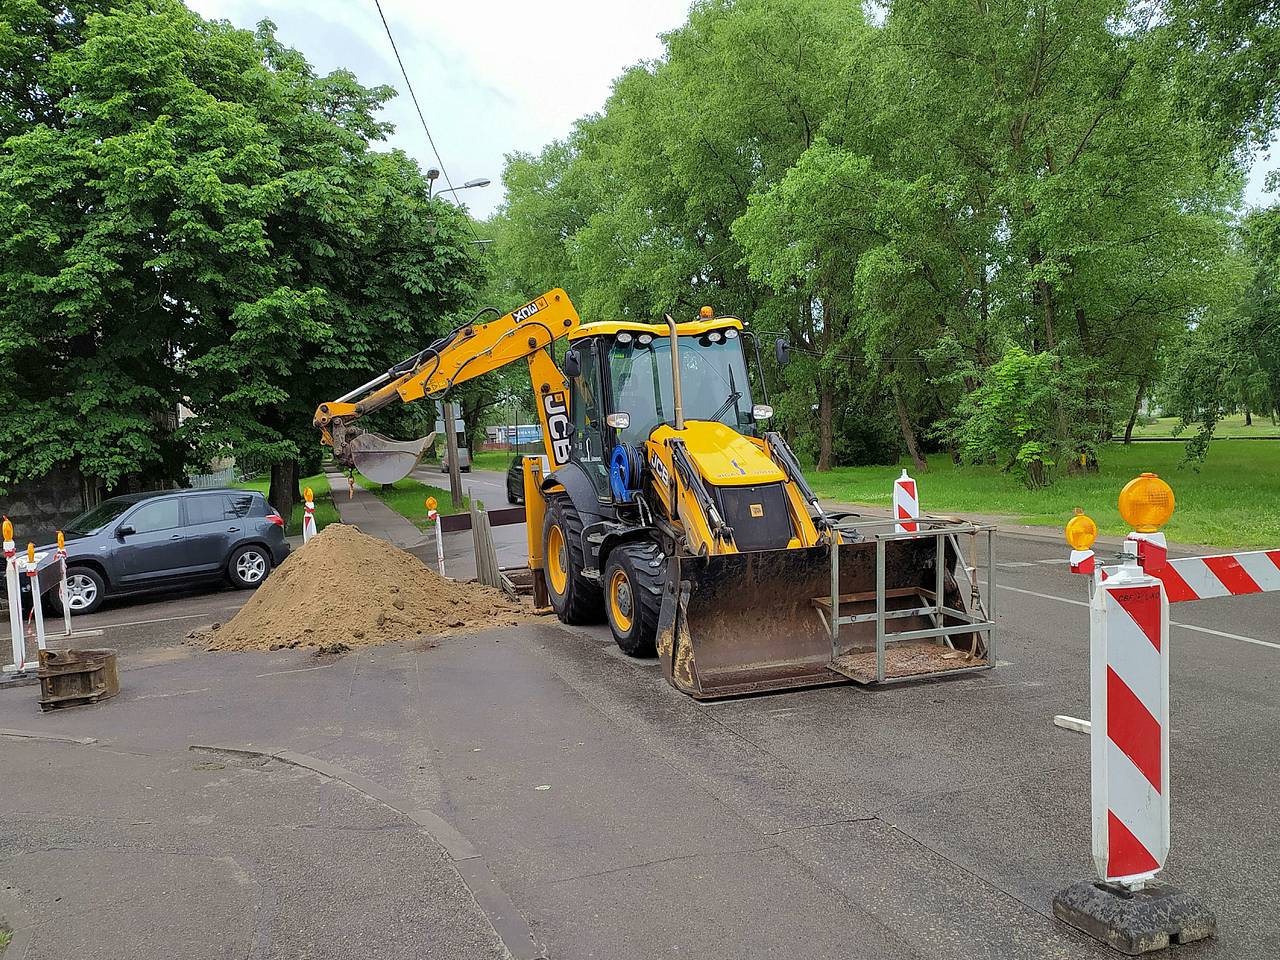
[893,469,919,533]
[1090,560,1169,883]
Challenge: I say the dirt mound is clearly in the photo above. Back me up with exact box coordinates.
[203,524,529,652]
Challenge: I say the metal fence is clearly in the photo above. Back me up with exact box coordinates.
[187,466,237,489]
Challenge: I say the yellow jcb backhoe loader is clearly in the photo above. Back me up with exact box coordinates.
[315,290,992,698]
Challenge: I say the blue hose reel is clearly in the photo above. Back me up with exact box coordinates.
[610,442,644,502]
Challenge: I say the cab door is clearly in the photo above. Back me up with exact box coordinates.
[569,338,611,499]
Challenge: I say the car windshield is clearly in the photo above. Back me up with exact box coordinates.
[607,330,754,445]
[64,498,134,535]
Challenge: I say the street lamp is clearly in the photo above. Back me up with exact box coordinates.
[435,177,491,198]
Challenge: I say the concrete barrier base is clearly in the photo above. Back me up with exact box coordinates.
[1053,880,1215,955]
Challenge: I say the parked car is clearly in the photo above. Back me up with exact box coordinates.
[506,457,524,504]
[25,488,290,615]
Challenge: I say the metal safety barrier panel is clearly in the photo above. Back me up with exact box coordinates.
[1091,569,1169,884]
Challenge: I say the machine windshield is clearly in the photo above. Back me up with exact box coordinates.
[606,330,755,445]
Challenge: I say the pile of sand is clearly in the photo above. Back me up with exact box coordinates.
[203,524,529,652]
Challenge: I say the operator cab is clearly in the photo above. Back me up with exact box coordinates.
[563,311,771,501]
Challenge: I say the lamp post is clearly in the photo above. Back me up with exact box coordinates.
[436,177,491,198]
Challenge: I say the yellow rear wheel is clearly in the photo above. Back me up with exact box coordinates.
[547,523,568,596]
[541,495,603,624]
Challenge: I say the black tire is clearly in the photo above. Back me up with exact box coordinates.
[603,542,664,657]
[53,566,106,616]
[542,496,603,624]
[228,544,272,589]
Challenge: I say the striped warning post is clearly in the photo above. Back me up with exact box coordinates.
[893,469,919,534]
[1090,568,1170,884]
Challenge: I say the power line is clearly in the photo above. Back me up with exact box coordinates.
[370,0,481,245]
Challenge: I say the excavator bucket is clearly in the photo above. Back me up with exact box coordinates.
[347,431,436,485]
[656,538,981,699]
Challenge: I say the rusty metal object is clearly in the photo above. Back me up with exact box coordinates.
[656,538,982,699]
[37,648,119,712]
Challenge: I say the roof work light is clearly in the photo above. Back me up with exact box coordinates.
[1118,472,1175,533]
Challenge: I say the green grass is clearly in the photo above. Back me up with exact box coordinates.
[0,928,11,950]
[353,475,468,529]
[234,472,338,537]
[470,449,520,471]
[1129,413,1280,439]
[806,441,1280,549]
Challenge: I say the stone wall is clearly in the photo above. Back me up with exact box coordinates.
[0,467,92,542]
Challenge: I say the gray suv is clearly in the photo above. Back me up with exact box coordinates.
[29,488,290,615]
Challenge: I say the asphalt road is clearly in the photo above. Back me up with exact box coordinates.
[2,482,1278,958]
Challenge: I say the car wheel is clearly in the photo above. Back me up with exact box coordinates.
[228,545,272,589]
[53,567,106,615]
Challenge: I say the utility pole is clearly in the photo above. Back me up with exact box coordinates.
[444,400,464,508]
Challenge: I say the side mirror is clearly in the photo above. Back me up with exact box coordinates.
[116,525,135,538]
[775,337,791,367]
[563,348,582,379]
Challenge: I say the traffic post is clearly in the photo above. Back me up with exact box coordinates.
[302,487,318,543]
[426,497,445,577]
[23,543,47,656]
[1054,473,1216,953]
[55,530,71,637]
[893,469,919,533]
[3,517,27,676]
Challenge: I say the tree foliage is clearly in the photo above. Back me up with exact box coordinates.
[0,1,479,515]
[486,0,1276,484]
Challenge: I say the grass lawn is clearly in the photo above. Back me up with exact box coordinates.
[234,472,338,537]
[1129,413,1280,439]
[354,475,468,530]
[471,449,520,472]
[806,441,1280,550]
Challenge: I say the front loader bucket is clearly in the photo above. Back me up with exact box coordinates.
[348,431,435,485]
[656,539,976,699]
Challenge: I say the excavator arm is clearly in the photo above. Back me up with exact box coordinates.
[314,289,581,483]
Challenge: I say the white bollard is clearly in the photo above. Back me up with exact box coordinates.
[24,543,47,654]
[893,469,919,533]
[56,530,71,637]
[302,486,318,543]
[426,497,445,577]
[4,519,24,673]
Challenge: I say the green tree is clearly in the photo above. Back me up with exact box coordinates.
[0,1,478,519]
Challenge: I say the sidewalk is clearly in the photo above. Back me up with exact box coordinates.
[324,472,426,550]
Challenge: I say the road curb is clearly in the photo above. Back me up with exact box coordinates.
[190,743,544,960]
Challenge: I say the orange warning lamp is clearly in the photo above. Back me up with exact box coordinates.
[303,486,314,502]
[57,530,65,551]
[699,306,714,318]
[1065,510,1098,551]
[2,517,11,542]
[1118,472,1175,533]
[26,542,34,564]
[425,496,437,511]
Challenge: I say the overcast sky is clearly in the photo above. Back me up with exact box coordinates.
[189,0,1276,222]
